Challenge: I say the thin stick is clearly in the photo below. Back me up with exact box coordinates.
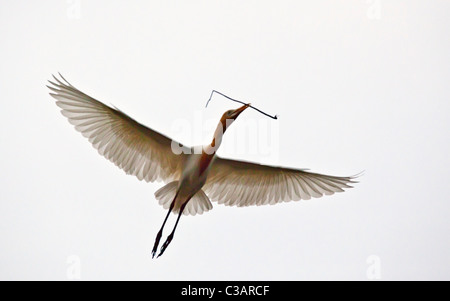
[206,90,278,120]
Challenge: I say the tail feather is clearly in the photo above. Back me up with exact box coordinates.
[154,181,213,216]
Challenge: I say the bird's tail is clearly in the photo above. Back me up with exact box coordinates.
[154,181,213,216]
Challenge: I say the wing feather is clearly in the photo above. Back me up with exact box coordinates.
[48,74,189,183]
[204,157,358,207]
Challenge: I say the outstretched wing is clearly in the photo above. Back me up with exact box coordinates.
[48,74,189,183]
[204,156,358,207]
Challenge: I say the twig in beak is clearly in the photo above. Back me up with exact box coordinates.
[206,90,278,120]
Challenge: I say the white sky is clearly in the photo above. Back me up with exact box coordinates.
[0,0,449,280]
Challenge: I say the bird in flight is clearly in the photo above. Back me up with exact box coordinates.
[48,74,359,258]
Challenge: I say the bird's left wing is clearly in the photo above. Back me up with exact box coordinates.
[48,74,189,183]
[204,156,358,207]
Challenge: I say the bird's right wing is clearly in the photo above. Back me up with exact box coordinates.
[204,156,358,207]
[48,74,190,183]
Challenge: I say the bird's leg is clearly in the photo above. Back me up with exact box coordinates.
[157,201,189,258]
[151,199,176,258]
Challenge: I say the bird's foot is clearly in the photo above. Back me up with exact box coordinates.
[151,230,163,259]
[157,233,174,258]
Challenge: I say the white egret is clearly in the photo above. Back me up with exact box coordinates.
[48,74,358,257]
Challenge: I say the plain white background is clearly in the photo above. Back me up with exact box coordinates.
[0,0,449,280]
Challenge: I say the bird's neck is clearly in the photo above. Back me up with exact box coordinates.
[205,118,229,155]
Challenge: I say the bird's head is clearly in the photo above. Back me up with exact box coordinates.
[220,103,251,125]
[210,103,250,149]
[211,103,250,148]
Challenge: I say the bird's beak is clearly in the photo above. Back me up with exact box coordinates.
[232,103,250,118]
